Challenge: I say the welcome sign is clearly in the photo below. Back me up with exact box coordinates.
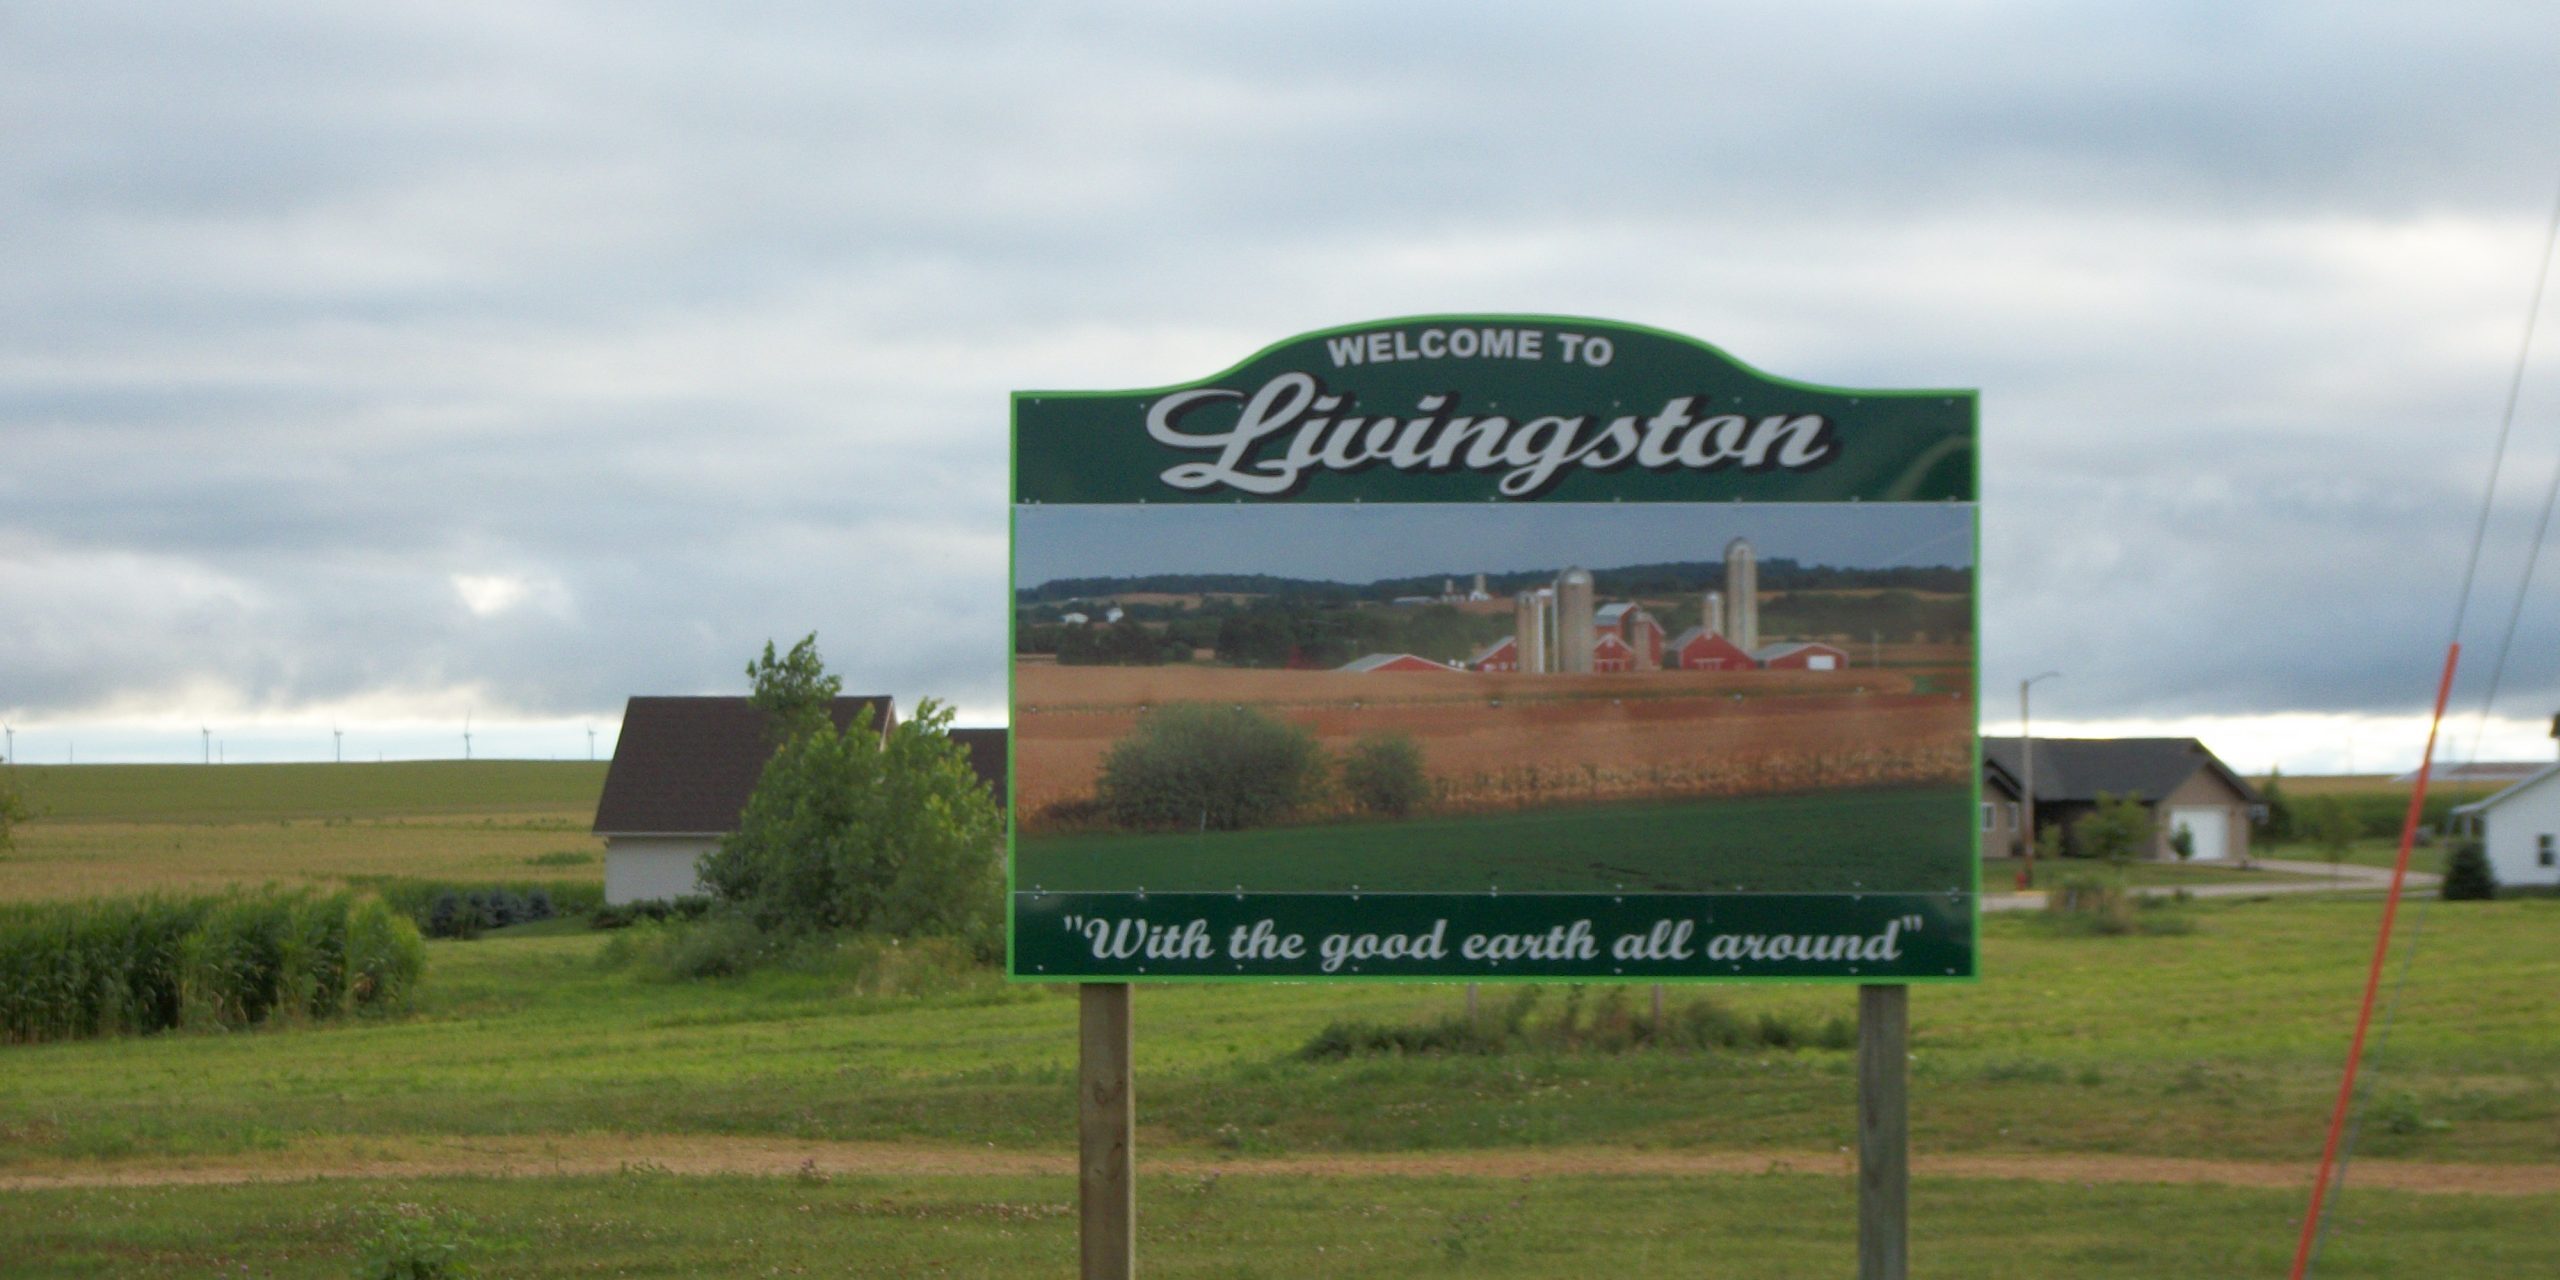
[1009,316,1978,982]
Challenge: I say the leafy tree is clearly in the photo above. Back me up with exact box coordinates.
[1342,733,1429,817]
[703,640,1002,958]
[2073,792,2155,867]
[2169,825,2195,861]
[2440,838,2497,901]
[1096,703,1326,831]
[1215,610,1298,668]
[2298,794,2359,876]
[746,634,840,739]
[2256,768,2296,842]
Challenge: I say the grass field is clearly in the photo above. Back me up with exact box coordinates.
[7,1171,2550,1278]
[5,763,2557,1274]
[1017,785,1975,892]
[0,762,606,902]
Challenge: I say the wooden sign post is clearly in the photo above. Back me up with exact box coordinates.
[1079,983,1134,1280]
[1858,984,1910,1280]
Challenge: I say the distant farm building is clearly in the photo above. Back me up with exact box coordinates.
[1981,737,2259,862]
[1338,653,1460,674]
[1667,627,1755,671]
[2449,762,2560,890]
[1466,637,1522,672]
[592,697,1010,905]
[1755,641,1849,671]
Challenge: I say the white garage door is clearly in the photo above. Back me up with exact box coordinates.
[1808,654,1837,670]
[2167,807,2230,861]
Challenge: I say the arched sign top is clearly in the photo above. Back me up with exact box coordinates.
[1015,315,1975,505]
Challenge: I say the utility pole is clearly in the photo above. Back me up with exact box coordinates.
[2019,671,2061,890]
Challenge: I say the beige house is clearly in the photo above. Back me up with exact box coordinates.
[1982,737,2260,862]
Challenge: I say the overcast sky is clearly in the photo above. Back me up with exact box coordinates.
[9,2,2560,771]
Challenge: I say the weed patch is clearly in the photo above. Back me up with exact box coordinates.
[1296,986,1851,1060]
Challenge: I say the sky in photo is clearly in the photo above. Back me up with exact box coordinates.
[1016,503,1972,587]
[8,3,2560,771]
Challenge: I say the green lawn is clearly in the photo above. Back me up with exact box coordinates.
[1018,786,1976,893]
[1982,856,2318,888]
[4,896,2555,1170]
[6,1171,2551,1278]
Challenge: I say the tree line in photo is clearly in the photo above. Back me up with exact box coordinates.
[1018,563,1969,669]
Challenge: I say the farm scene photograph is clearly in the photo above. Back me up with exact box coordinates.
[13,5,2560,1278]
[1013,502,1977,897]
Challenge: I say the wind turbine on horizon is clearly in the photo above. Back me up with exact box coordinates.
[201,726,211,766]
[463,712,473,762]
[333,724,343,764]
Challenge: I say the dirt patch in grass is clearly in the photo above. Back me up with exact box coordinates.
[7,1134,2553,1197]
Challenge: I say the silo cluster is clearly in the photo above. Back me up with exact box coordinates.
[1501,546,1757,676]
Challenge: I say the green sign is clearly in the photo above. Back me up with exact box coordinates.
[1010,315,1979,982]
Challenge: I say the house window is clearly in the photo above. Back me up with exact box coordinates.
[2540,834,2555,868]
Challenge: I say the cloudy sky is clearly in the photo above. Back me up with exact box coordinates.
[8,2,2560,772]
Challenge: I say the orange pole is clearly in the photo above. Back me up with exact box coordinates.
[2288,643,2460,1279]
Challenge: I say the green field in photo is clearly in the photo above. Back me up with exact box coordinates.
[1016,785,1975,893]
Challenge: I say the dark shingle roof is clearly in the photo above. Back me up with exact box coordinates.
[1980,737,2257,806]
[592,696,896,835]
[947,728,1009,809]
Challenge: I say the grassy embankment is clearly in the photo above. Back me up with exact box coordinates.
[3,764,2555,1275]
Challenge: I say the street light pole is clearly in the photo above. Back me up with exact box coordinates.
[2020,671,2061,890]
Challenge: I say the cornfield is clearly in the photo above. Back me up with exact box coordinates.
[0,889,425,1044]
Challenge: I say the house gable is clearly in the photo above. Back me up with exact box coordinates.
[593,694,899,837]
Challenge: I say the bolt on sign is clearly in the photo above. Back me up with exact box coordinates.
[1010,316,1978,982]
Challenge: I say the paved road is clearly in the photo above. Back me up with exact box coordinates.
[1982,858,2439,912]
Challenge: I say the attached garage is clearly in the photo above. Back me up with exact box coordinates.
[2165,806,2233,862]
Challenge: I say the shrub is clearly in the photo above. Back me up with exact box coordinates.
[2442,839,2498,901]
[1296,986,1849,1059]
[1341,733,1428,817]
[357,1205,477,1280]
[2043,873,2193,936]
[697,695,1003,957]
[2073,793,2154,865]
[349,877,604,937]
[1095,703,1327,831]
[424,891,484,941]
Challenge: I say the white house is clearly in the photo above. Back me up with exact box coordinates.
[591,695,898,904]
[2450,762,2560,891]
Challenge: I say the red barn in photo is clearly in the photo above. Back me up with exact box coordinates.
[1668,627,1756,671]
